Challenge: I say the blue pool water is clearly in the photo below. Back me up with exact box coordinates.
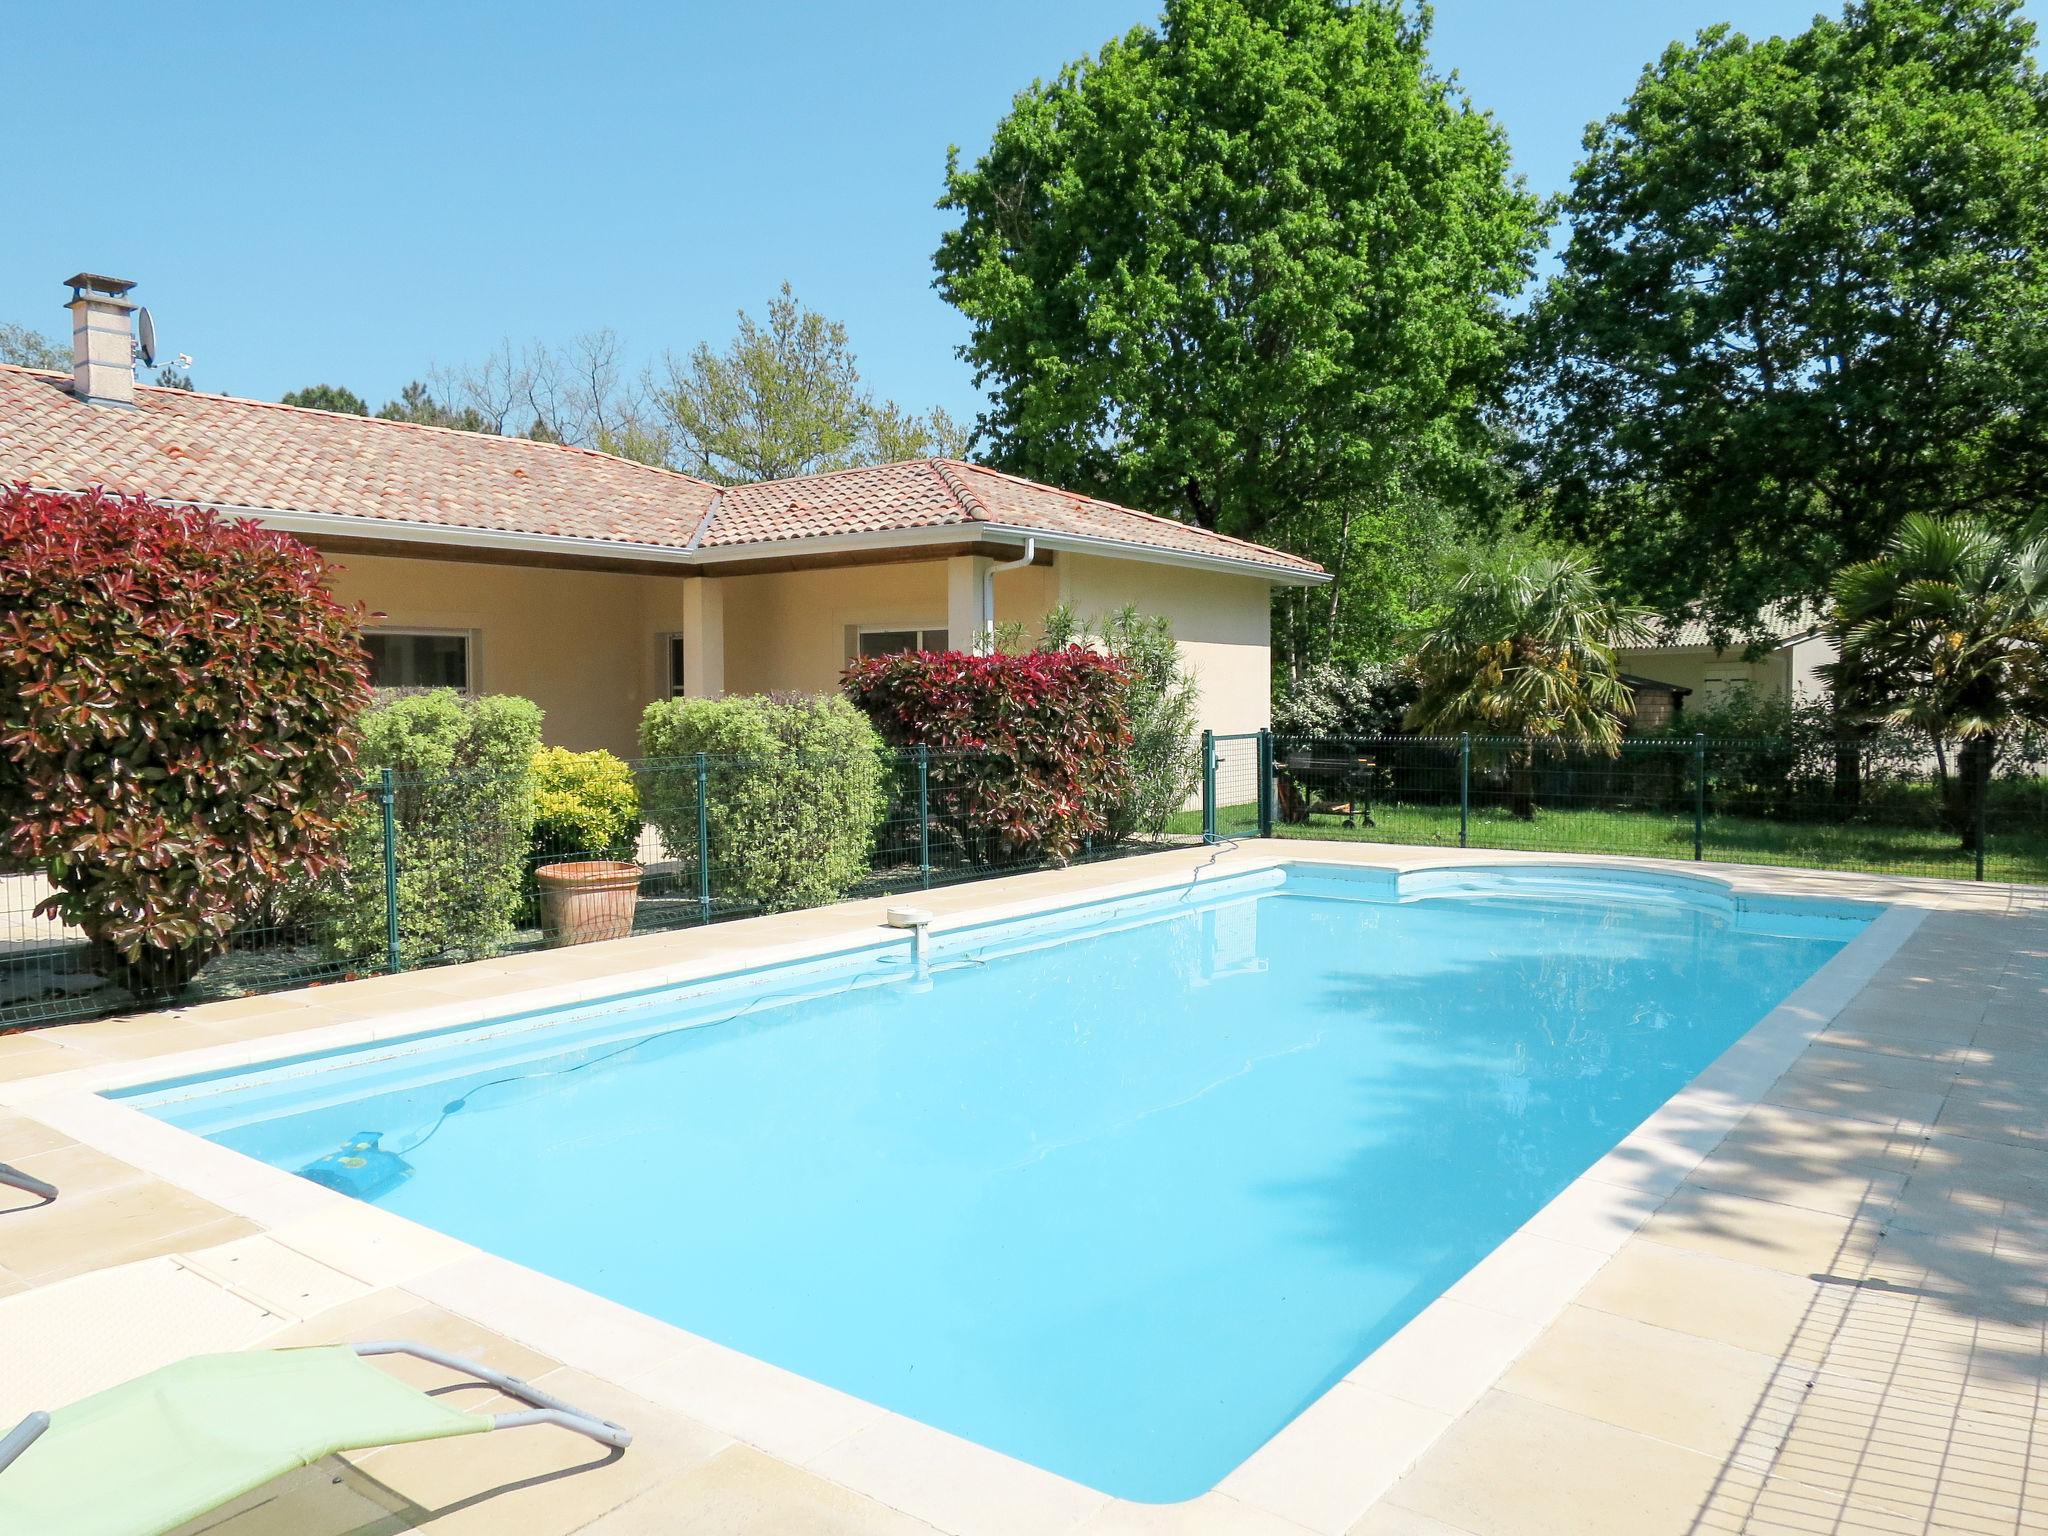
[122,864,1871,1501]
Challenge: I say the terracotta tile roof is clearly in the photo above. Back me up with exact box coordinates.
[1636,605,1827,649]
[0,365,717,548]
[707,458,1327,577]
[0,365,1326,580]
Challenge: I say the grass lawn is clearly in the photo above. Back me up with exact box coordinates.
[1168,799,2048,884]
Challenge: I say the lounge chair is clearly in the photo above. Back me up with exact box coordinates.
[0,1340,631,1536]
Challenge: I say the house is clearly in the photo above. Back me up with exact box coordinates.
[1614,610,1835,714]
[1,275,1326,756]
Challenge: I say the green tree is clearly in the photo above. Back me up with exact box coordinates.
[865,400,971,463]
[0,322,68,370]
[1522,0,2048,642]
[655,283,869,483]
[934,0,1544,674]
[1832,515,2048,845]
[281,383,370,415]
[377,381,491,433]
[653,284,969,483]
[1406,543,1653,816]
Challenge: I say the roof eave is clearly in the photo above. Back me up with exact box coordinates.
[34,492,1326,583]
[969,523,1328,585]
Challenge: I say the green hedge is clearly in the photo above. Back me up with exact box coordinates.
[320,691,543,968]
[639,694,886,912]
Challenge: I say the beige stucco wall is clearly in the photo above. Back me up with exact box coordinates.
[320,550,680,756]
[1613,645,1794,712]
[324,545,1281,756]
[1057,553,1274,736]
[720,561,951,695]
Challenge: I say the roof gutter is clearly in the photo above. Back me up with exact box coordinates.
[969,524,1330,587]
[982,537,1036,652]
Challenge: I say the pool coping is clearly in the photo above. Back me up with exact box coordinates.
[0,843,1977,1535]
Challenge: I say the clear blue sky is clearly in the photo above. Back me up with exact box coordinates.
[2,1,2014,427]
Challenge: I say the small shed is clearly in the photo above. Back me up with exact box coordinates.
[1621,674,1691,734]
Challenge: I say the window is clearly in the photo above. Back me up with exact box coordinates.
[665,634,687,696]
[1700,672,1748,707]
[365,630,470,689]
[857,627,949,659]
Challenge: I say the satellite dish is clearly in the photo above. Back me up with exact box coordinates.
[136,307,157,367]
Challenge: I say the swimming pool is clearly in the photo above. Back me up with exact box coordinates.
[119,863,1873,1502]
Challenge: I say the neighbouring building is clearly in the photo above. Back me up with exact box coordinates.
[1,275,1328,755]
[1615,610,1836,715]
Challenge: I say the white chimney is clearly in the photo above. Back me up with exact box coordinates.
[64,272,138,407]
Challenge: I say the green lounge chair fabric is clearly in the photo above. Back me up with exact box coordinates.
[0,1346,490,1536]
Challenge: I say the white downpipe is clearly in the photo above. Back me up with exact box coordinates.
[982,537,1037,652]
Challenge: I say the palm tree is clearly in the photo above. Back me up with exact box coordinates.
[1832,515,2048,849]
[1406,544,1654,818]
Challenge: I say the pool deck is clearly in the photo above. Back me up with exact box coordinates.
[1,840,2043,1536]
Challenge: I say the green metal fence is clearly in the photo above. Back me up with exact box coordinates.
[0,750,1183,1031]
[1194,730,2048,886]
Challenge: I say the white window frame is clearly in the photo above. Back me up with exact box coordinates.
[852,623,951,660]
[659,632,687,697]
[364,626,478,692]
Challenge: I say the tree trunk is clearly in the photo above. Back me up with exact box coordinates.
[1952,733,1994,851]
[1510,747,1538,821]
[1831,739,1863,808]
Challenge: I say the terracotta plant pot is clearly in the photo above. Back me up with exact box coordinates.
[535,860,642,947]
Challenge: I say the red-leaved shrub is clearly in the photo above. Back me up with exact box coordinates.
[0,486,372,995]
[842,649,1133,863]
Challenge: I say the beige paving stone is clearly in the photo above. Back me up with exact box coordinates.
[1379,1391,1726,1536]
[0,1139,146,1202]
[1343,1299,1545,1417]
[0,1254,280,1422]
[625,1341,883,1468]
[1078,1492,1327,1536]
[1497,1306,1790,1460]
[1639,1184,1867,1278]
[1344,1508,1475,1536]
[1218,1383,1452,1536]
[0,1030,90,1082]
[1963,1020,2048,1068]
[0,1174,256,1283]
[260,1291,564,1388]
[1782,1043,1967,1096]
[1575,1240,1841,1360]
[1817,1025,1971,1067]
[1438,1234,1610,1324]
[806,1411,1110,1536]
[583,1443,943,1536]
[86,1020,301,1062]
[1852,1224,2048,1328]
[1686,1144,1909,1221]
[1825,1005,1983,1051]
[349,1364,726,1535]
[177,1232,372,1321]
[1705,1100,1932,1180]
[1761,1073,1948,1133]
[1738,1370,2048,1534]
[0,1110,75,1161]
[1935,1097,2048,1153]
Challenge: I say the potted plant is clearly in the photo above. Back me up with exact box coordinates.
[536,858,643,945]
[529,748,643,946]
